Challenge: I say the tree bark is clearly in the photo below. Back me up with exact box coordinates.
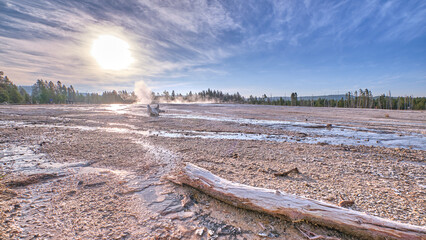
[169,163,426,240]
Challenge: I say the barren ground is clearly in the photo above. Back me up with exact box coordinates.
[0,104,425,239]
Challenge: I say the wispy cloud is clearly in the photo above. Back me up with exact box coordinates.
[0,0,425,93]
[0,0,241,87]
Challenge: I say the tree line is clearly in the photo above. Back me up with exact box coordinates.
[152,88,244,103]
[244,89,425,110]
[157,88,425,110]
[31,79,137,104]
[1,71,424,110]
[0,71,137,104]
[0,71,31,104]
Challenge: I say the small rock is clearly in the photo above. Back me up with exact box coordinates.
[181,194,192,207]
[207,229,214,236]
[177,225,194,237]
[339,200,355,207]
[67,190,76,196]
[166,211,194,220]
[195,227,205,236]
[325,196,335,201]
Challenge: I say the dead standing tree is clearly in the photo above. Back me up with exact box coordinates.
[147,104,164,117]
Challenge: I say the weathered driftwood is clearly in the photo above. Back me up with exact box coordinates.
[169,163,426,240]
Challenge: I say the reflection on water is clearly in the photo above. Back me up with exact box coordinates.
[1,118,425,150]
[0,144,88,176]
[160,113,426,150]
[1,103,425,150]
[104,104,129,114]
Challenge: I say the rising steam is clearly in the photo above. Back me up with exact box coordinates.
[134,81,152,104]
[134,81,225,104]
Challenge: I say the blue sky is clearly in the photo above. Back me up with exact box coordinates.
[1,0,425,97]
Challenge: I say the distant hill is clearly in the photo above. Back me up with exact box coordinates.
[299,94,347,100]
[269,94,346,101]
[19,85,33,95]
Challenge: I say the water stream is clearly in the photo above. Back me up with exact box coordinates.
[1,114,425,150]
[93,104,426,150]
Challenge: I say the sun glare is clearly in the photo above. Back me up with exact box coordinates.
[91,35,133,70]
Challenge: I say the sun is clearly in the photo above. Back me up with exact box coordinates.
[91,35,133,70]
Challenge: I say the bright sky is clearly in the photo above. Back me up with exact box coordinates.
[0,0,425,97]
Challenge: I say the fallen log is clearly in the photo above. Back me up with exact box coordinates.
[168,163,426,240]
[274,167,300,177]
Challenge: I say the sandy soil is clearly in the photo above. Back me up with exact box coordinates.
[0,104,424,239]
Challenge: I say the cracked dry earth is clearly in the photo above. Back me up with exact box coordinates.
[0,104,425,240]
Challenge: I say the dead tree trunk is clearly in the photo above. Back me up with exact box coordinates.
[168,163,426,240]
[147,105,159,117]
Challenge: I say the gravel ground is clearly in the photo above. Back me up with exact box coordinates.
[152,137,425,225]
[0,104,424,239]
